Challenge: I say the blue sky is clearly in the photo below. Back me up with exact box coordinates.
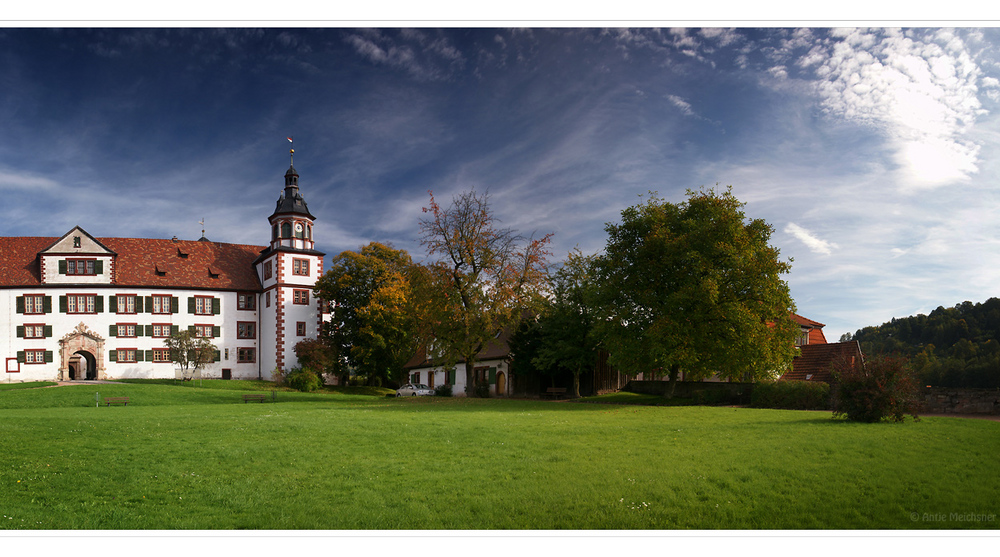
[1,27,999,339]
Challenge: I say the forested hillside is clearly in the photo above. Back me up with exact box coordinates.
[847,298,1000,388]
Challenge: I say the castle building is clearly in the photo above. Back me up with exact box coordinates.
[0,159,323,382]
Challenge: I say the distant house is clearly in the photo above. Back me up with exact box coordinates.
[780,314,863,383]
[403,332,513,396]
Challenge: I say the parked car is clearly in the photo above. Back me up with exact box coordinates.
[396,383,435,397]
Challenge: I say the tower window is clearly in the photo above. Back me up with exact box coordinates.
[272,224,278,241]
[281,222,292,238]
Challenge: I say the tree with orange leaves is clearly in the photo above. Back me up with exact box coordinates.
[415,189,552,396]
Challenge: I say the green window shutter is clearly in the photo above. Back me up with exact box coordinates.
[188,326,196,334]
[171,297,179,314]
[136,351,144,362]
[95,296,104,313]
[109,325,117,337]
[212,298,221,315]
[448,370,456,385]
[43,296,52,314]
[58,260,67,274]
[214,348,221,362]
[44,325,52,338]
[212,326,220,338]
[109,296,117,312]
[59,296,67,313]
[145,350,154,362]
[188,297,196,314]
[95,260,103,275]
[145,297,153,313]
[15,296,24,314]
[489,367,496,384]
[109,350,117,362]
[44,351,53,363]
[16,351,25,364]
[16,326,24,338]
[170,349,179,361]
[135,296,144,313]
[145,325,153,337]
[171,325,179,336]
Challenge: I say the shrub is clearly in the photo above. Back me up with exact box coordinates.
[751,380,830,410]
[474,382,491,398]
[435,384,453,397]
[832,354,920,422]
[285,368,322,392]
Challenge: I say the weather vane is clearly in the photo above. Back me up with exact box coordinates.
[287,136,294,165]
[199,218,205,238]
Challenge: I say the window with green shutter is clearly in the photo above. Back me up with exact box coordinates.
[58,260,67,274]
[16,326,24,338]
[489,367,497,384]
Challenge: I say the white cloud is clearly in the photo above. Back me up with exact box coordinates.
[801,28,986,190]
[784,223,838,255]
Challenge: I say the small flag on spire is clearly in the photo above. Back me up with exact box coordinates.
[287,136,293,143]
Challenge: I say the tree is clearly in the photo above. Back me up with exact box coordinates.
[531,249,600,398]
[163,330,216,381]
[313,242,419,386]
[415,189,552,396]
[593,187,799,398]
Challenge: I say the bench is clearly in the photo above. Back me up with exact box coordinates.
[104,397,129,407]
[242,393,267,403]
[543,387,567,399]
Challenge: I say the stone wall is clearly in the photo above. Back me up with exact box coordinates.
[921,387,1000,415]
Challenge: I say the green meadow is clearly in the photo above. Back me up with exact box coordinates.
[0,381,997,530]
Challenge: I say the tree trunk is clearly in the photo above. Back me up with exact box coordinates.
[572,363,582,398]
[464,353,476,397]
[664,364,680,399]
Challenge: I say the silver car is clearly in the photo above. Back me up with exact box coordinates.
[396,383,435,397]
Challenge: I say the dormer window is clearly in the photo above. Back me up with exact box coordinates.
[73,236,81,248]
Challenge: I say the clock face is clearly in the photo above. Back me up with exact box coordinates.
[294,222,303,232]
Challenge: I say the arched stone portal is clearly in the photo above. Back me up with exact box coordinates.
[59,323,105,381]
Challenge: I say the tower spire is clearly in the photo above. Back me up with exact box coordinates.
[287,136,294,166]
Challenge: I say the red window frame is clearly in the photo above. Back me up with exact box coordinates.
[292,289,309,305]
[264,261,273,280]
[24,349,46,364]
[194,324,214,338]
[22,323,46,339]
[116,294,138,314]
[151,295,172,315]
[23,294,46,315]
[237,348,256,363]
[67,258,96,276]
[237,322,256,339]
[116,323,138,338]
[116,349,137,363]
[194,296,214,316]
[67,294,96,314]
[151,323,172,338]
[292,258,309,276]
[296,321,306,336]
[151,349,171,363]
[237,292,256,311]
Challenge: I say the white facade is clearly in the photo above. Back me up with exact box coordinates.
[406,358,512,397]
[1,162,323,383]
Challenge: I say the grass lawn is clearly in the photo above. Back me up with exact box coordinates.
[0,382,997,530]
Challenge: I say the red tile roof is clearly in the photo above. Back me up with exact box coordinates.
[0,236,266,291]
[780,341,863,383]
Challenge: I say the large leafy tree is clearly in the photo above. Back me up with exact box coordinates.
[531,249,600,398]
[314,242,419,386]
[594,187,799,397]
[415,189,552,396]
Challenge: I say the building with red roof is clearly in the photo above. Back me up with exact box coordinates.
[1,160,323,382]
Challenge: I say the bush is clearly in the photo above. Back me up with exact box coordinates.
[751,381,830,410]
[832,354,920,422]
[474,382,491,398]
[285,368,322,392]
[435,384,453,397]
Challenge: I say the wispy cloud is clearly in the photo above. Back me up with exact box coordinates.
[784,223,839,255]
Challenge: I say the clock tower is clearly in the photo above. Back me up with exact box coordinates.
[256,150,324,376]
